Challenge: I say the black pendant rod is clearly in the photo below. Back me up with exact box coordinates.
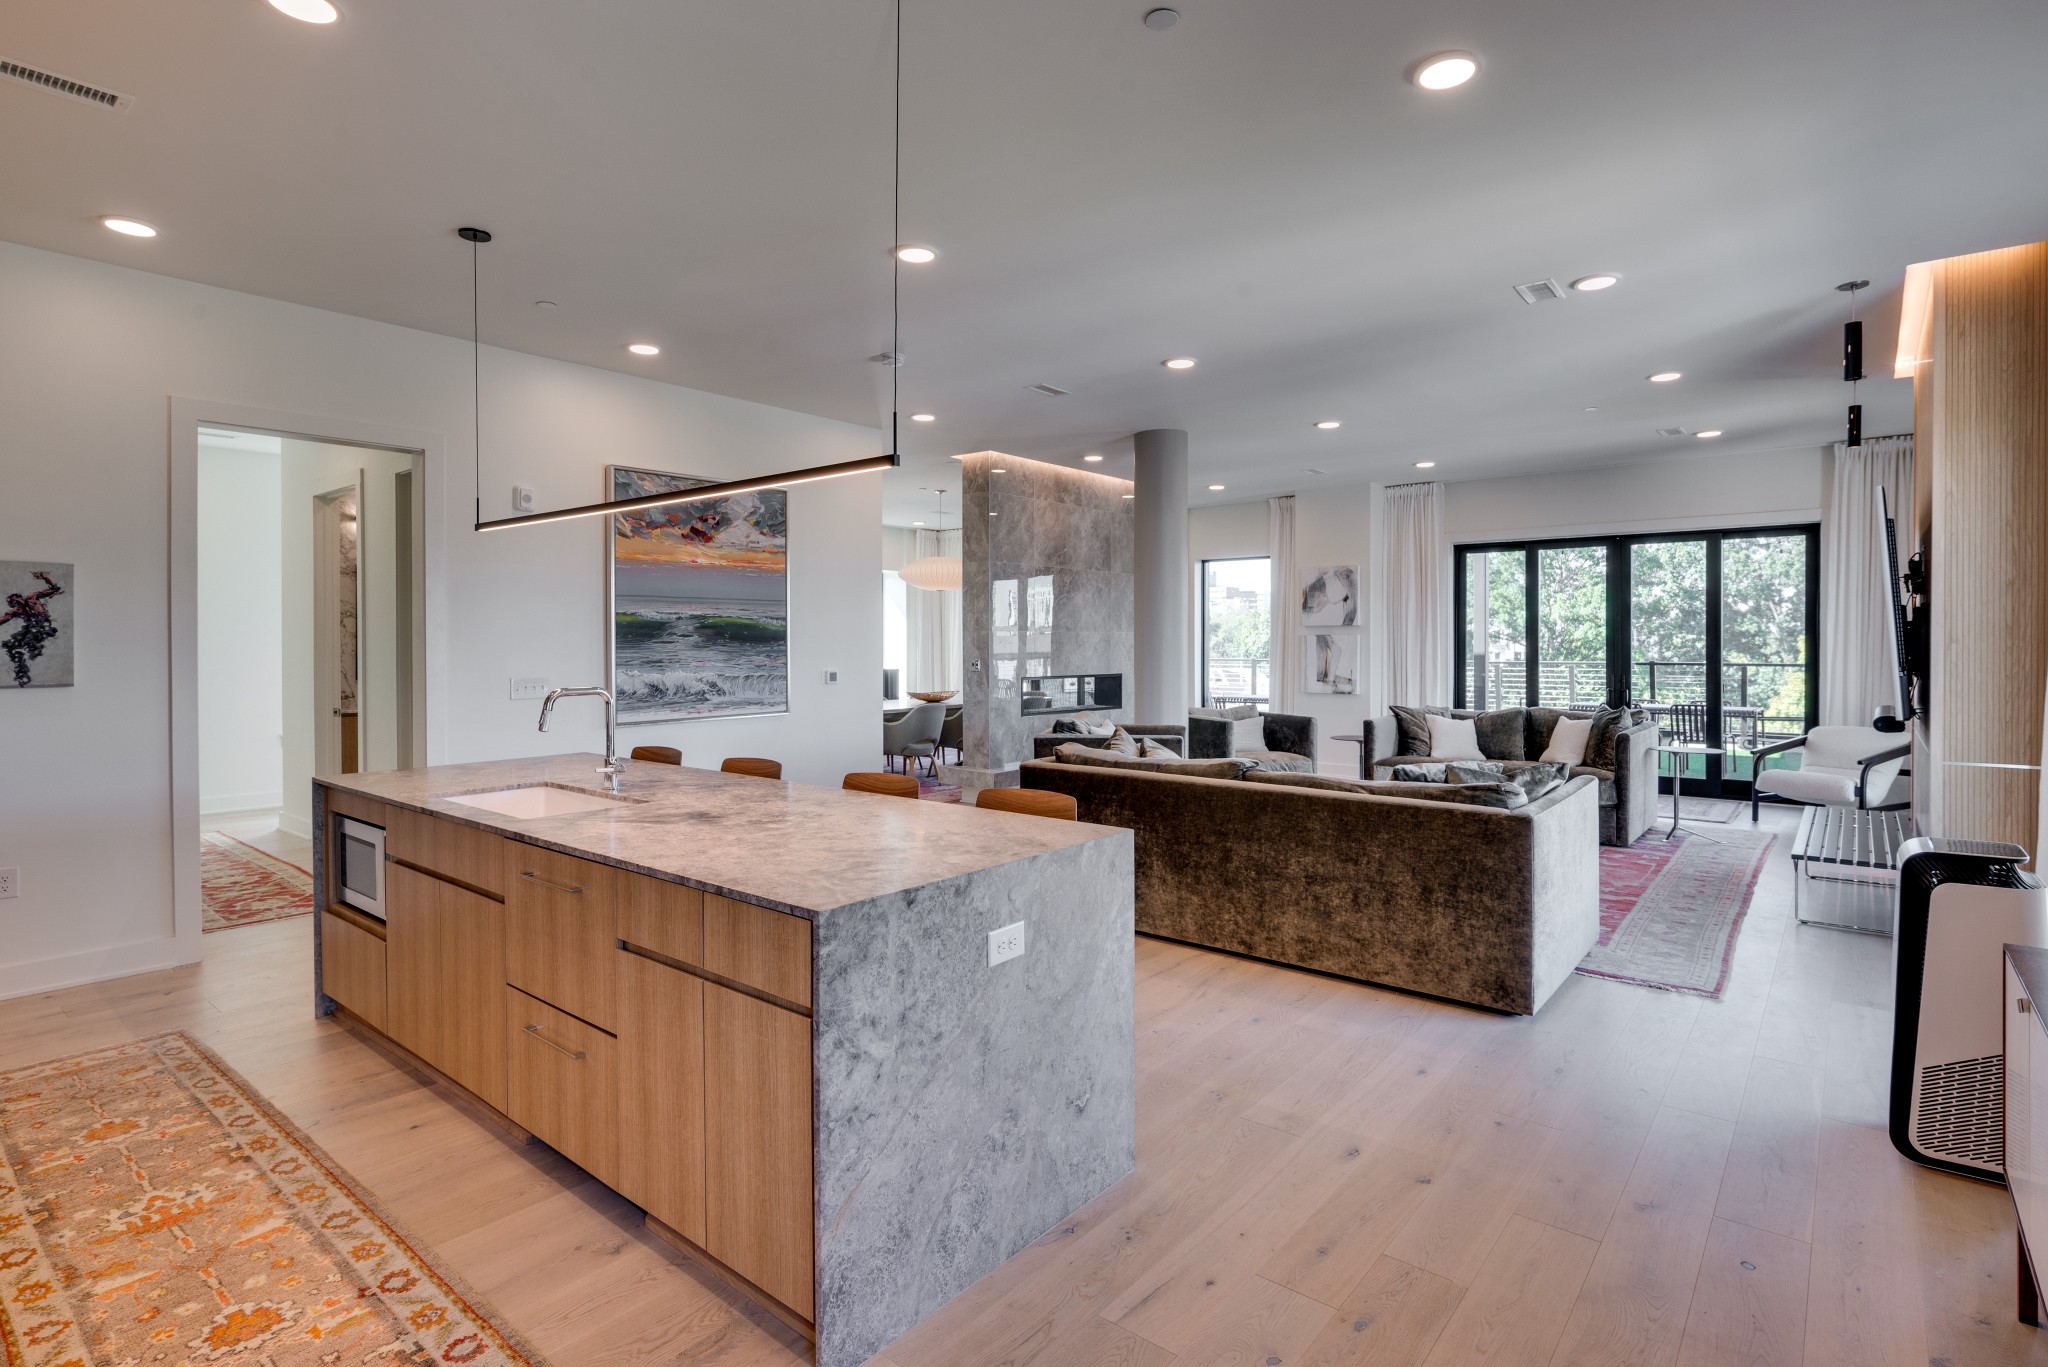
[459,226,492,524]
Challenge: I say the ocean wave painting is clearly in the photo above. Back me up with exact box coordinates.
[609,465,788,722]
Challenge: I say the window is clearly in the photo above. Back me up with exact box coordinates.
[1454,525,1817,796]
[1202,557,1271,709]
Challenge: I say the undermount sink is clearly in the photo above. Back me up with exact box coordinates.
[443,785,636,819]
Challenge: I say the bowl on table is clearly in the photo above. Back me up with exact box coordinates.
[907,690,958,703]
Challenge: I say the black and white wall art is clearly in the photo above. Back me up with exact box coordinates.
[1301,564,1358,627]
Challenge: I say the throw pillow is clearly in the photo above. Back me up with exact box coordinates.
[1427,714,1485,760]
[1102,726,1142,757]
[1389,762,1448,783]
[1541,716,1593,764]
[1445,761,1508,785]
[1473,708,1526,760]
[1388,704,1438,756]
[1052,744,1252,779]
[1137,737,1178,758]
[1584,706,1629,769]
[1085,722,1117,736]
[1047,718,1084,735]
[1231,715,1266,753]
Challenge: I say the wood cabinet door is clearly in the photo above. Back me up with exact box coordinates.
[704,983,813,1320]
[506,844,618,1031]
[617,951,707,1245]
[386,862,507,1111]
[320,910,387,1031]
[703,895,810,1008]
[506,986,619,1187]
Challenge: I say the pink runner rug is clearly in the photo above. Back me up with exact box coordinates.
[1576,827,1774,997]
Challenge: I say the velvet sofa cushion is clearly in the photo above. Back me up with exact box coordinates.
[1240,750,1314,773]
[1054,743,1251,779]
[1390,704,1525,759]
[1446,760,1571,800]
[1242,769,1531,808]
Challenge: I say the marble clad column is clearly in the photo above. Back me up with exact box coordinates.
[1133,429,1190,723]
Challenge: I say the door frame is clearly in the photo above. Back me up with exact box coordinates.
[1453,521,1820,797]
[169,398,441,959]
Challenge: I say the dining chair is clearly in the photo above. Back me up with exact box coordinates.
[721,757,783,779]
[881,703,946,775]
[629,745,682,765]
[975,787,1078,821]
[843,771,921,799]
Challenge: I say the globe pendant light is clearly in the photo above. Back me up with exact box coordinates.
[900,487,962,591]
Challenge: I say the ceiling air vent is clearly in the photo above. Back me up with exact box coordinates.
[0,58,132,111]
[1656,426,1689,438]
[1512,278,1567,305]
[1025,383,1071,397]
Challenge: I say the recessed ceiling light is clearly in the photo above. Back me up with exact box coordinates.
[267,0,339,21]
[1647,370,1682,383]
[1163,357,1198,370]
[1571,274,1620,292]
[1695,429,1723,439]
[910,412,936,422]
[534,300,559,311]
[893,245,937,264]
[101,217,157,238]
[1208,484,1226,491]
[627,343,660,356]
[1415,461,1437,469]
[1314,420,1342,430]
[1143,8,1178,30]
[913,520,926,526]
[1584,406,1600,412]
[1410,52,1478,90]
[1083,453,1104,462]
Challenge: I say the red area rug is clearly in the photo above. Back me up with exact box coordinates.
[201,833,314,933]
[1576,827,1774,998]
[0,1032,544,1366]
[916,775,962,803]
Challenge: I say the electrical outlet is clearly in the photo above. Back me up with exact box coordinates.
[509,676,548,700]
[988,921,1026,966]
[0,868,17,900]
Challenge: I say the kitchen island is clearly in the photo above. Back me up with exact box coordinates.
[312,754,1135,1367]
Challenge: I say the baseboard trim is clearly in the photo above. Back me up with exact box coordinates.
[0,935,201,1003]
[277,812,313,840]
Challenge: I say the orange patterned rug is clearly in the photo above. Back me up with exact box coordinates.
[0,1032,545,1366]
[200,833,313,933]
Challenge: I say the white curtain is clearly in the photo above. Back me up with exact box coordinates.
[1379,482,1449,706]
[1268,495,1299,713]
[904,527,962,692]
[1819,435,1912,727]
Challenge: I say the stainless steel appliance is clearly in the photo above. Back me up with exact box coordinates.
[335,815,387,920]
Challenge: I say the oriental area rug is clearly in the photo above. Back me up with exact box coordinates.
[200,833,313,932]
[0,1033,543,1367]
[1577,827,1774,997]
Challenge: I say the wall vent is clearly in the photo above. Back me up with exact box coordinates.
[1025,383,1071,397]
[0,57,132,111]
[1512,278,1567,305]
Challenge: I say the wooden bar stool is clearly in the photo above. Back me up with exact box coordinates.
[975,788,1078,820]
[721,757,783,779]
[843,771,921,799]
[629,745,682,765]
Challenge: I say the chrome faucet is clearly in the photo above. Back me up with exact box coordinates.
[538,686,625,787]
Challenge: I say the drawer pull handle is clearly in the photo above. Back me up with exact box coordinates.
[520,870,584,895]
[523,1023,588,1060]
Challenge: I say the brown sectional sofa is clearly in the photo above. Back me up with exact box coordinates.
[1357,705,1660,847]
[1019,757,1601,1014]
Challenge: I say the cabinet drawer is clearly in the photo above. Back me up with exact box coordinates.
[705,982,813,1319]
[321,910,387,1031]
[618,871,705,967]
[388,808,507,897]
[506,986,618,1187]
[703,894,811,1008]
[506,844,618,1030]
[618,950,707,1245]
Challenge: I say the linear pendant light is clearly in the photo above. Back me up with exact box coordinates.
[471,0,909,534]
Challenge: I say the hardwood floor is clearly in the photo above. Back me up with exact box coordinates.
[4,805,2041,1366]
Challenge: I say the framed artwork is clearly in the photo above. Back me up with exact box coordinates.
[1305,631,1357,695]
[606,466,788,723]
[1301,564,1358,627]
[1,561,73,688]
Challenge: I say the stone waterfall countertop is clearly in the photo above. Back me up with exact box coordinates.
[317,754,1123,920]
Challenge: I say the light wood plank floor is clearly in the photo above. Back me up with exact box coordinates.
[3,805,2040,1366]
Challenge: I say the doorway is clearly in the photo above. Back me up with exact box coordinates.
[1455,524,1818,798]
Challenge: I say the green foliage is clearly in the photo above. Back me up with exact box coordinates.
[1208,601,1269,661]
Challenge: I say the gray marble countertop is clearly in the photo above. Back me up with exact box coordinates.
[318,754,1121,920]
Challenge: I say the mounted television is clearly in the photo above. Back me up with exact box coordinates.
[1874,486,1925,733]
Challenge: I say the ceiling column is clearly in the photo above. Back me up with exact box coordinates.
[1132,429,1190,722]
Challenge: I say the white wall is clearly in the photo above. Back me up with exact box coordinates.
[197,444,283,814]
[1187,445,1831,771]
[0,239,882,1000]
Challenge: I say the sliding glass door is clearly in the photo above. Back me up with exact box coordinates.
[1455,525,1817,797]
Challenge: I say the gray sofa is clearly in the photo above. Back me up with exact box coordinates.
[1357,706,1658,847]
[1030,723,1186,760]
[1187,708,1317,772]
[1020,758,1600,1014]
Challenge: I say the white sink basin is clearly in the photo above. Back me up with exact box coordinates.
[444,785,635,819]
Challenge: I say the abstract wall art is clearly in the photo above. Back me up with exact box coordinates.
[1301,564,1358,627]
[1,561,72,688]
[607,466,788,723]
[1305,630,1357,694]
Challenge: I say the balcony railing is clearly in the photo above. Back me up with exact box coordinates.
[1205,656,1270,708]
[1462,657,1807,750]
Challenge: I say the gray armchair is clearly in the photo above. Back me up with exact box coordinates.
[1188,709,1318,773]
[882,703,946,775]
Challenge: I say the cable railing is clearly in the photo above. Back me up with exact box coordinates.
[1205,656,1270,708]
[1461,657,1807,750]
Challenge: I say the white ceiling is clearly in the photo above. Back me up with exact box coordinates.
[6,0,2045,527]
